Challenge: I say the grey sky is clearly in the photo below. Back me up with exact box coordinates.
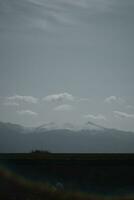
[0,0,134,130]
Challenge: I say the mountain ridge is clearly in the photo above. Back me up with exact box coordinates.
[0,121,134,153]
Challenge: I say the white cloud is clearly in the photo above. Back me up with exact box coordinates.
[3,102,19,106]
[54,104,73,111]
[83,114,106,120]
[43,92,90,104]
[105,96,116,103]
[113,111,134,119]
[126,105,134,109]
[17,110,38,116]
[104,96,125,104]
[7,95,38,104]
[43,93,74,102]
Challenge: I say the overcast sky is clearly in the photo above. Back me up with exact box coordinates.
[0,0,134,131]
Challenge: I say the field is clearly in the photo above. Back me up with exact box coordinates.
[0,153,134,199]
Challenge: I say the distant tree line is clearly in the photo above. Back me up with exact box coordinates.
[30,150,51,154]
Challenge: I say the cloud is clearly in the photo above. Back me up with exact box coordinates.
[83,114,106,120]
[104,96,125,104]
[126,105,134,109]
[17,110,38,116]
[3,102,19,106]
[113,111,134,119]
[28,0,44,6]
[54,104,73,111]
[7,95,38,104]
[43,93,74,102]
[43,92,90,104]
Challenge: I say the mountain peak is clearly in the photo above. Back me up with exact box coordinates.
[85,121,107,131]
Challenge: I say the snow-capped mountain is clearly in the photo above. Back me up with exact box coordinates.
[0,121,134,153]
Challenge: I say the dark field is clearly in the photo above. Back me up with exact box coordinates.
[0,153,134,199]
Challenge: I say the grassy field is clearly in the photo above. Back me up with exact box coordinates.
[0,153,134,199]
[1,153,134,160]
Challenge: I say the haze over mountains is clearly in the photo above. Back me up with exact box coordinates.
[0,121,134,153]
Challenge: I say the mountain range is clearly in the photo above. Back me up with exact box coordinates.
[0,121,134,153]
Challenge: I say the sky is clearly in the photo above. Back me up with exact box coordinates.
[0,0,134,131]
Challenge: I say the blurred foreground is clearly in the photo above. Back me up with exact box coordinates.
[1,154,134,199]
[0,166,134,200]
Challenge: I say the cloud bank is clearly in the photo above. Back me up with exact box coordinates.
[54,104,73,111]
[104,96,125,104]
[6,95,38,104]
[17,110,38,116]
[43,93,74,102]
[126,105,134,109]
[113,111,134,119]
[83,114,106,120]
[3,102,19,106]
